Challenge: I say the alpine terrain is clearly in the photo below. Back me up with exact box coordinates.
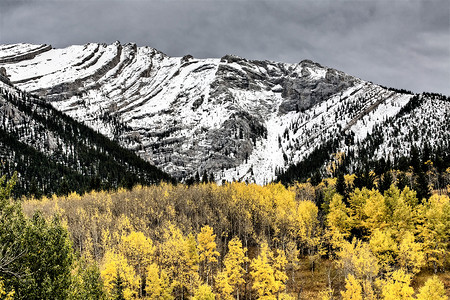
[0,64,172,197]
[1,42,448,185]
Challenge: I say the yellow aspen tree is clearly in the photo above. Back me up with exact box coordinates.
[272,248,288,296]
[381,270,414,300]
[340,274,363,300]
[101,228,112,253]
[159,223,187,299]
[145,263,173,300]
[384,186,416,238]
[219,237,248,300]
[398,231,425,274]
[417,194,450,273]
[113,214,134,248]
[183,233,200,297]
[337,239,379,282]
[101,250,139,300]
[119,231,155,297]
[362,188,387,235]
[271,183,296,245]
[295,200,322,269]
[192,283,216,300]
[327,193,351,249]
[399,186,418,208]
[215,270,233,300]
[250,242,277,300]
[197,225,220,285]
[369,228,398,272]
[347,188,369,234]
[361,279,377,300]
[416,276,447,300]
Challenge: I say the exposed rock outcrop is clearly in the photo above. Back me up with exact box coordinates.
[2,42,441,184]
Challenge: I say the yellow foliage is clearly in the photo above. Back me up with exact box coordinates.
[344,174,356,187]
[327,193,351,248]
[296,200,320,248]
[273,248,288,293]
[197,225,220,284]
[384,186,416,236]
[221,237,248,299]
[381,269,414,300]
[198,225,219,264]
[318,288,334,300]
[340,274,363,300]
[0,278,14,300]
[337,239,379,281]
[250,242,289,299]
[159,223,200,298]
[361,279,377,300]
[369,228,398,271]
[270,183,297,243]
[278,293,296,300]
[400,186,418,208]
[351,188,385,235]
[192,283,216,300]
[100,250,139,300]
[416,276,448,300]
[119,230,155,296]
[417,194,450,271]
[398,231,425,274]
[145,263,173,300]
[19,178,450,299]
[293,182,315,202]
[120,231,155,268]
[215,270,233,300]
[250,242,278,299]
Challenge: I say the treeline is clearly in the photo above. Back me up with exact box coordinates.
[18,173,450,299]
[279,136,450,202]
[277,92,450,194]
[0,86,174,198]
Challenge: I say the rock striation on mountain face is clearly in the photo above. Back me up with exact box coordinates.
[1,42,448,184]
[0,79,173,197]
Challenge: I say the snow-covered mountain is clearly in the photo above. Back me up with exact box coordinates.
[0,77,172,197]
[1,42,448,184]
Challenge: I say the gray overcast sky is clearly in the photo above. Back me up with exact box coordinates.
[0,0,449,95]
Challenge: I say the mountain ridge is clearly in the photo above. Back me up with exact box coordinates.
[0,42,448,184]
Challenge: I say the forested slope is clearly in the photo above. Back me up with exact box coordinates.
[0,81,173,197]
[19,170,450,299]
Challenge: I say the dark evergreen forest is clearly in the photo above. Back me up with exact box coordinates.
[0,86,174,197]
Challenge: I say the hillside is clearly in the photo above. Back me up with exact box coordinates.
[0,42,448,184]
[0,79,172,197]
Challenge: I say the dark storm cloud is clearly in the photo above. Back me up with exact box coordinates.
[0,0,448,95]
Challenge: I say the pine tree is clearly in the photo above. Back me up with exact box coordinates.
[112,269,126,300]
[336,172,348,202]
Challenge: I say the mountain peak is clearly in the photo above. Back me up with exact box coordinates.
[0,42,448,184]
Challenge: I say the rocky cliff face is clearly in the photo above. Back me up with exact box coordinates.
[1,42,448,183]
